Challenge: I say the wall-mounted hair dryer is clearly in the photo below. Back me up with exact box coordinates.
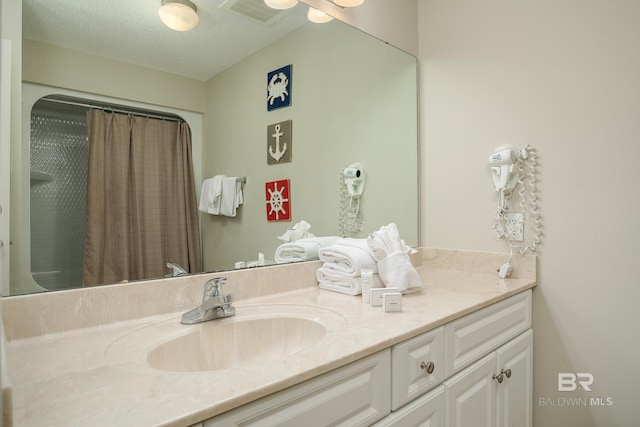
[343,163,365,198]
[489,145,519,191]
[488,144,541,278]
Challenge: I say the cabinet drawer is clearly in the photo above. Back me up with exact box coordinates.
[390,326,444,410]
[204,349,391,427]
[445,290,531,377]
[373,384,445,427]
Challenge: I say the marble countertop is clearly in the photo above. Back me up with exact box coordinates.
[3,249,536,427]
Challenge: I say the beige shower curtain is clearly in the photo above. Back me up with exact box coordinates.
[83,110,202,286]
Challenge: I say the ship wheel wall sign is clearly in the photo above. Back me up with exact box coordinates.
[267,65,292,111]
[265,179,291,222]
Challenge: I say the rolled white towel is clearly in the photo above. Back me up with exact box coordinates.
[318,238,377,277]
[316,267,384,295]
[275,236,340,263]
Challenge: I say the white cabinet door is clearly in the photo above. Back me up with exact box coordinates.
[205,350,390,427]
[443,353,497,427]
[496,330,532,427]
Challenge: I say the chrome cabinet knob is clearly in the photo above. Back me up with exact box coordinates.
[493,368,512,384]
[420,361,435,374]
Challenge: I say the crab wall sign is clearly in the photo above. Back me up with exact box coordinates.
[265,179,291,222]
[267,65,292,111]
[267,120,292,164]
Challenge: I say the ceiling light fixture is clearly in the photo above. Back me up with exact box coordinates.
[307,7,334,23]
[159,0,199,32]
[333,0,365,6]
[264,0,299,9]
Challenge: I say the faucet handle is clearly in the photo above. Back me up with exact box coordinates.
[203,277,228,298]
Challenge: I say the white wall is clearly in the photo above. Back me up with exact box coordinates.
[419,0,640,425]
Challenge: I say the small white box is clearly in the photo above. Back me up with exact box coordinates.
[383,292,402,312]
[370,287,400,307]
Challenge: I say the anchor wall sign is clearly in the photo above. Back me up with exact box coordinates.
[267,120,292,165]
[267,64,292,111]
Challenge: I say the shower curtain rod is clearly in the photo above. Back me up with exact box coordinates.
[42,97,185,122]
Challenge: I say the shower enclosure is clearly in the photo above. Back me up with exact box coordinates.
[30,98,88,290]
[29,95,192,291]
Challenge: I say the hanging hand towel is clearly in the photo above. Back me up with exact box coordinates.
[220,176,244,217]
[198,178,212,213]
[205,175,225,215]
[199,176,224,214]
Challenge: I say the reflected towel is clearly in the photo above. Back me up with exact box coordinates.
[316,267,384,295]
[220,177,244,217]
[199,175,225,215]
[318,238,377,277]
[198,178,212,213]
[275,236,340,263]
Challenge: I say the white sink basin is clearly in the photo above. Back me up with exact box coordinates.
[148,316,326,372]
[105,304,346,373]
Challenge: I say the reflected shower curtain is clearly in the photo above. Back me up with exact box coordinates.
[83,110,202,286]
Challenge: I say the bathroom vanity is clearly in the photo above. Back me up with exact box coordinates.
[1,249,535,426]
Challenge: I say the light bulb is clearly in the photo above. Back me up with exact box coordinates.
[159,0,199,32]
[307,7,333,23]
[264,0,298,9]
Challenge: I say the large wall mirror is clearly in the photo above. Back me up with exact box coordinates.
[7,0,418,296]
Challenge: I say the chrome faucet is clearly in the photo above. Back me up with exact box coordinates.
[181,277,236,325]
[166,262,187,277]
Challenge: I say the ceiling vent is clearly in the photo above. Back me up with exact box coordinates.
[220,0,292,25]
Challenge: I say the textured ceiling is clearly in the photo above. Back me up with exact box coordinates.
[22,0,310,81]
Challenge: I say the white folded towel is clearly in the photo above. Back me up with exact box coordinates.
[200,175,224,215]
[275,236,340,263]
[199,176,224,214]
[198,178,212,213]
[367,223,422,292]
[318,238,378,277]
[220,176,244,217]
[316,267,384,295]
